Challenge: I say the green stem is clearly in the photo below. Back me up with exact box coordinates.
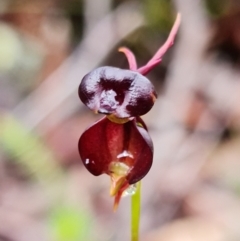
[131,182,141,241]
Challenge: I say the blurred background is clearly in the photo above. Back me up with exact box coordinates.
[1,0,240,240]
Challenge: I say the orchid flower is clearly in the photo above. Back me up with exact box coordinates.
[78,14,181,209]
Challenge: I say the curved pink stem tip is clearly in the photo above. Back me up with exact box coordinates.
[118,47,138,71]
[138,13,181,75]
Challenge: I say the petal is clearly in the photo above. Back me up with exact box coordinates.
[113,181,129,211]
[79,67,157,118]
[78,117,153,179]
[78,116,123,176]
[136,59,161,76]
[118,47,138,71]
[138,13,181,75]
[126,118,153,184]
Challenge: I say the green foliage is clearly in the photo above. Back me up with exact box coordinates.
[204,0,228,17]
[0,115,63,183]
[142,0,175,32]
[50,205,93,241]
[0,115,94,240]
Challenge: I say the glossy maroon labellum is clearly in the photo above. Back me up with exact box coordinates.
[79,66,157,119]
[79,116,153,183]
[79,116,153,209]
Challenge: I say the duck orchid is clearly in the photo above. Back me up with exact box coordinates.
[78,14,181,210]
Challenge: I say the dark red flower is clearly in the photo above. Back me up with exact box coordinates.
[78,14,181,209]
